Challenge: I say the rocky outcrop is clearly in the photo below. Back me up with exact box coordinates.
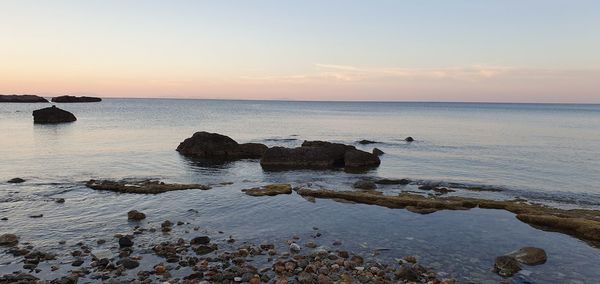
[7,178,25,184]
[493,255,521,277]
[86,179,210,194]
[51,95,102,103]
[260,141,380,170]
[127,210,146,220]
[0,94,48,103]
[372,148,384,156]
[507,247,547,265]
[176,132,267,159]
[0,234,19,246]
[32,106,76,124]
[242,184,293,196]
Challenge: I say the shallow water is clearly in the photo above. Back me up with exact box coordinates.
[1,99,600,282]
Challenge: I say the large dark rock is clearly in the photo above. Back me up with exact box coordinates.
[260,141,380,170]
[51,95,102,103]
[32,106,76,124]
[0,94,48,103]
[176,131,267,159]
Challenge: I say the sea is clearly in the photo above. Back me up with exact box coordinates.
[1,99,600,283]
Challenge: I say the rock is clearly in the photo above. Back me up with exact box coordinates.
[403,255,417,263]
[297,271,315,284]
[260,141,380,170]
[289,243,301,253]
[0,234,19,246]
[507,247,547,265]
[127,210,146,220]
[55,198,65,203]
[357,139,378,145]
[118,237,133,248]
[395,263,422,281]
[405,137,414,142]
[191,236,210,245]
[176,131,267,159]
[494,255,521,277]
[120,258,140,269]
[32,106,77,124]
[7,177,25,183]
[51,95,102,103]
[375,178,411,185]
[0,272,39,283]
[352,180,377,190]
[372,148,384,156]
[29,214,43,218]
[71,259,84,266]
[91,249,113,260]
[0,94,48,103]
[242,184,293,196]
[86,179,210,194]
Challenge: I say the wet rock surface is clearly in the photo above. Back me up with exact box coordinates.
[353,180,377,190]
[51,95,102,103]
[0,234,19,246]
[32,106,77,124]
[127,210,146,221]
[7,178,25,184]
[242,184,293,196]
[86,179,210,194]
[507,247,547,265]
[176,131,267,159]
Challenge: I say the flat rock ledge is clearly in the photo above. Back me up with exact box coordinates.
[32,106,77,124]
[86,179,210,194]
[295,188,600,246]
[242,183,293,196]
[0,94,48,103]
[176,131,267,160]
[51,95,102,103]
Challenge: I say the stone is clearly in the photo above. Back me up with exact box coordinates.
[494,255,521,277]
[0,233,19,246]
[176,131,267,159]
[352,180,377,190]
[357,139,378,145]
[242,184,293,196]
[289,243,301,253]
[127,210,146,220]
[51,95,102,103]
[0,94,48,103]
[7,177,25,183]
[507,247,547,265]
[118,237,133,248]
[32,106,77,124]
[375,178,411,185]
[405,137,414,142]
[191,236,210,245]
[120,258,140,269]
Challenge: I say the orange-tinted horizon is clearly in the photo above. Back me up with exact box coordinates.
[1,1,599,103]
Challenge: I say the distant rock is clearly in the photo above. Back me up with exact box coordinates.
[86,179,210,194]
[357,139,378,145]
[353,180,377,190]
[176,131,267,159]
[375,178,411,185]
[405,137,414,142]
[32,106,76,124]
[0,94,48,103]
[51,95,102,103]
[372,148,384,156]
[260,141,380,170]
[7,177,25,184]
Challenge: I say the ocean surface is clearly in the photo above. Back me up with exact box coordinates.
[1,99,600,283]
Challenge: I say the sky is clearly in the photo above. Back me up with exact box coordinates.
[1,0,599,103]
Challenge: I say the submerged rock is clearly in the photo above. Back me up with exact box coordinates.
[86,179,210,194]
[0,94,47,103]
[508,247,547,265]
[32,106,76,124]
[0,234,19,246]
[176,131,267,159]
[242,184,293,196]
[494,255,521,277]
[127,210,146,220]
[353,180,377,190]
[51,95,101,103]
[260,141,380,170]
[405,137,414,142]
[7,177,25,183]
[357,139,378,145]
[375,178,411,185]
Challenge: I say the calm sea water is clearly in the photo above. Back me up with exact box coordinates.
[1,99,600,283]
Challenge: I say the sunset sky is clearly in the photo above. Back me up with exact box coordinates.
[1,0,599,103]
